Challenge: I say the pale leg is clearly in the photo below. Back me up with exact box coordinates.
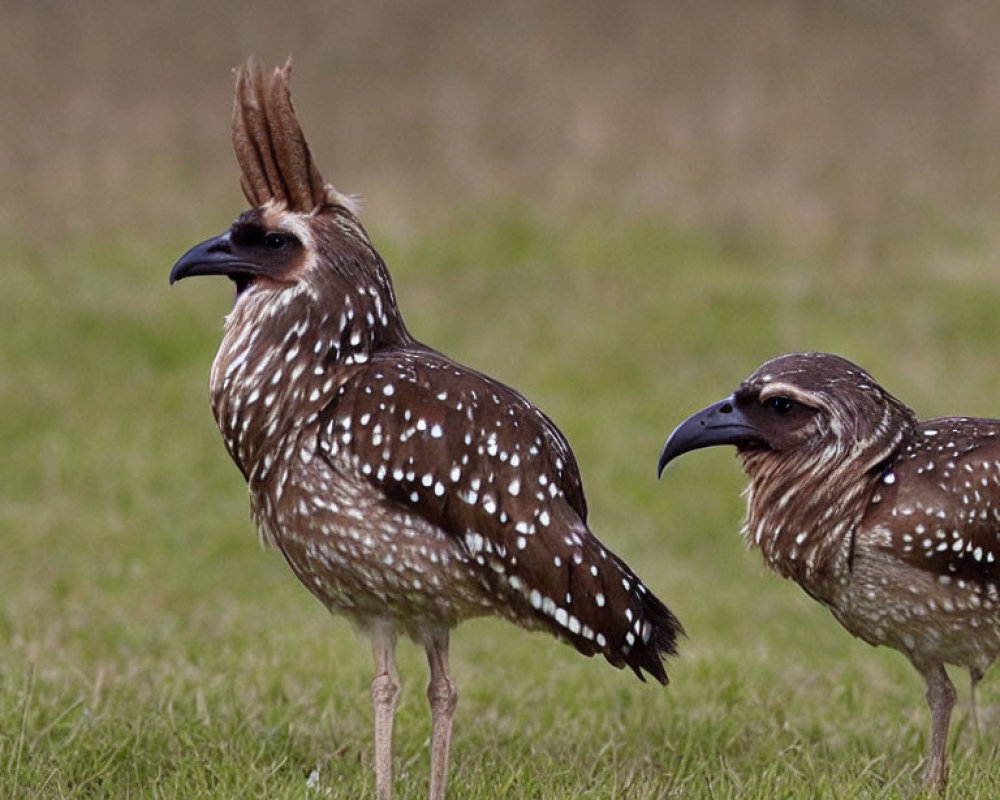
[371,629,400,800]
[969,666,983,739]
[912,658,956,791]
[425,631,458,800]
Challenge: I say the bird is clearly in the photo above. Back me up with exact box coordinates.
[170,57,681,800]
[657,350,1000,790]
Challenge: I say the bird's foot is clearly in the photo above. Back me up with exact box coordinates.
[921,758,949,793]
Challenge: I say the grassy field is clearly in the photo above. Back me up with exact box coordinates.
[3,208,1000,799]
[6,1,1000,797]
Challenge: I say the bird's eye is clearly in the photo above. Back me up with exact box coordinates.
[768,396,795,415]
[263,232,289,250]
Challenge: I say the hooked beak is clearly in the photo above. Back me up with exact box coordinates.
[657,396,764,477]
[170,231,260,286]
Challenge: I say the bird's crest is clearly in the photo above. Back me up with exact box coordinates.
[232,56,329,213]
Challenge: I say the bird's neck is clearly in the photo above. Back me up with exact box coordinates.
[739,442,895,593]
[208,284,407,484]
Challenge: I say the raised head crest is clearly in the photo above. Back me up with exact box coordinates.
[232,56,327,212]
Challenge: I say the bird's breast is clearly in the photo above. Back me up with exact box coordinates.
[832,535,1000,671]
[248,442,500,633]
[209,310,346,480]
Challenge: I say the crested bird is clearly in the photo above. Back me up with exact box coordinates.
[657,351,1000,789]
[170,57,681,800]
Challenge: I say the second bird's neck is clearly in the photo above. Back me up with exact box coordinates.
[739,446,886,595]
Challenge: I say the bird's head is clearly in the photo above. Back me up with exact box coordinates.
[658,353,918,577]
[170,57,404,344]
[658,352,917,479]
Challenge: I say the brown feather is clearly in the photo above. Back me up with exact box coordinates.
[659,351,1000,789]
[174,59,682,799]
[232,56,326,212]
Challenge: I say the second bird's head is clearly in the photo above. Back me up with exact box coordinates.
[657,352,917,479]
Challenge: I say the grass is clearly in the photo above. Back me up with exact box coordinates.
[4,210,1000,799]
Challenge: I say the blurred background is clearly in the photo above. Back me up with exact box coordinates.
[5,0,1000,795]
[5,0,1000,261]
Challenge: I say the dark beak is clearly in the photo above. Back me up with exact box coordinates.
[657,396,763,477]
[170,231,259,285]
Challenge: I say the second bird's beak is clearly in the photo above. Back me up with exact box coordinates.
[170,231,258,284]
[657,396,763,477]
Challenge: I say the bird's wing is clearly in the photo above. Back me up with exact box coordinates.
[867,417,1000,584]
[315,348,678,680]
[323,348,588,520]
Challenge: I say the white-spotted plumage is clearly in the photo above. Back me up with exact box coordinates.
[173,56,680,800]
[658,351,1000,791]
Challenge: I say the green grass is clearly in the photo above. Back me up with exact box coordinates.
[4,212,1000,798]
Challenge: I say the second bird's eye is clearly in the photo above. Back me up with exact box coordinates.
[768,396,794,415]
[264,232,289,250]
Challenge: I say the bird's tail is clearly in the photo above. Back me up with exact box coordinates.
[612,556,683,685]
[523,524,683,685]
